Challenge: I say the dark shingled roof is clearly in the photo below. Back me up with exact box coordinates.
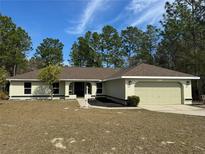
[8,64,196,81]
[8,67,119,80]
[108,64,195,79]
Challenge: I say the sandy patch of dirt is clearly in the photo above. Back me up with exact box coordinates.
[0,100,205,154]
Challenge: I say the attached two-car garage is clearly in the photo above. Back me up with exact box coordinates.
[135,82,182,105]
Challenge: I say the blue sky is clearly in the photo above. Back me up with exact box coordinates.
[0,0,174,65]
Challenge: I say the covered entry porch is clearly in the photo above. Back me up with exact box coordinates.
[64,81,100,99]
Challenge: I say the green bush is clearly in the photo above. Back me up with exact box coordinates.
[0,91,9,100]
[127,96,140,107]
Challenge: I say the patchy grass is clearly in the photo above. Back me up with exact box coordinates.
[0,100,205,154]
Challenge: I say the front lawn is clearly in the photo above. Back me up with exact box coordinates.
[0,100,205,154]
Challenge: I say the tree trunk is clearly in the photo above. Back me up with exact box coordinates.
[13,64,17,76]
[50,85,53,100]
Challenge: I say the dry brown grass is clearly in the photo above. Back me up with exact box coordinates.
[0,100,205,154]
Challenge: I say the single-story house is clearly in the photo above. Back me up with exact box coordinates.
[7,64,200,105]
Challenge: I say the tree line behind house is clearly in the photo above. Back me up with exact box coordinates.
[0,0,205,99]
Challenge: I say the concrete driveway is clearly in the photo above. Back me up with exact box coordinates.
[140,105,205,116]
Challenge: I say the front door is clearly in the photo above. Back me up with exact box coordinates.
[74,82,84,97]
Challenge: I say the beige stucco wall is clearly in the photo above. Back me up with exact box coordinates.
[9,79,193,104]
[180,80,192,104]
[10,81,65,99]
[10,81,25,97]
[103,79,125,100]
[125,79,193,104]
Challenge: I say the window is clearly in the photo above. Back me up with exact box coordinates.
[24,82,31,94]
[53,82,59,94]
[96,83,102,94]
[69,83,73,95]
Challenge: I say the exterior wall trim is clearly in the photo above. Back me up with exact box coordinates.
[96,94,127,101]
[7,79,102,82]
[121,76,200,80]
[10,95,65,97]
[104,76,200,81]
[60,79,101,81]
[7,79,40,81]
[7,76,199,82]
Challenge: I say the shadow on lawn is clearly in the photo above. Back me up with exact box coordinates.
[88,97,126,107]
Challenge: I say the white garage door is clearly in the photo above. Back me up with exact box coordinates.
[135,82,182,105]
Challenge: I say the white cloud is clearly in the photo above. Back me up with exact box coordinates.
[66,0,106,35]
[128,0,175,27]
[111,0,174,28]
[130,3,163,26]
[126,0,158,13]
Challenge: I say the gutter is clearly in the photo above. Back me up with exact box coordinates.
[6,76,200,82]
[6,79,102,82]
[103,76,200,81]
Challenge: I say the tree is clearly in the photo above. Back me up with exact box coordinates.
[70,31,102,67]
[70,42,81,66]
[121,26,143,66]
[0,14,32,76]
[0,67,8,85]
[34,38,64,68]
[156,0,205,99]
[88,32,103,67]
[101,25,124,68]
[0,67,8,92]
[157,0,205,72]
[121,25,159,66]
[27,57,41,71]
[38,65,62,99]
[141,25,160,64]
[70,26,125,68]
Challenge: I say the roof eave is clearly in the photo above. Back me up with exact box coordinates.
[104,76,200,81]
[121,76,200,80]
[6,76,200,82]
[6,78,102,82]
[60,79,102,82]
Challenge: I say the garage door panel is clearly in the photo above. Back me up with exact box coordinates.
[135,82,182,105]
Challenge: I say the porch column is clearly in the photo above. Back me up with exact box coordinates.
[91,82,97,96]
[86,85,89,94]
[65,81,70,99]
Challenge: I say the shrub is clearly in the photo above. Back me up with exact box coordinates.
[0,91,9,100]
[0,67,8,85]
[127,96,140,107]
